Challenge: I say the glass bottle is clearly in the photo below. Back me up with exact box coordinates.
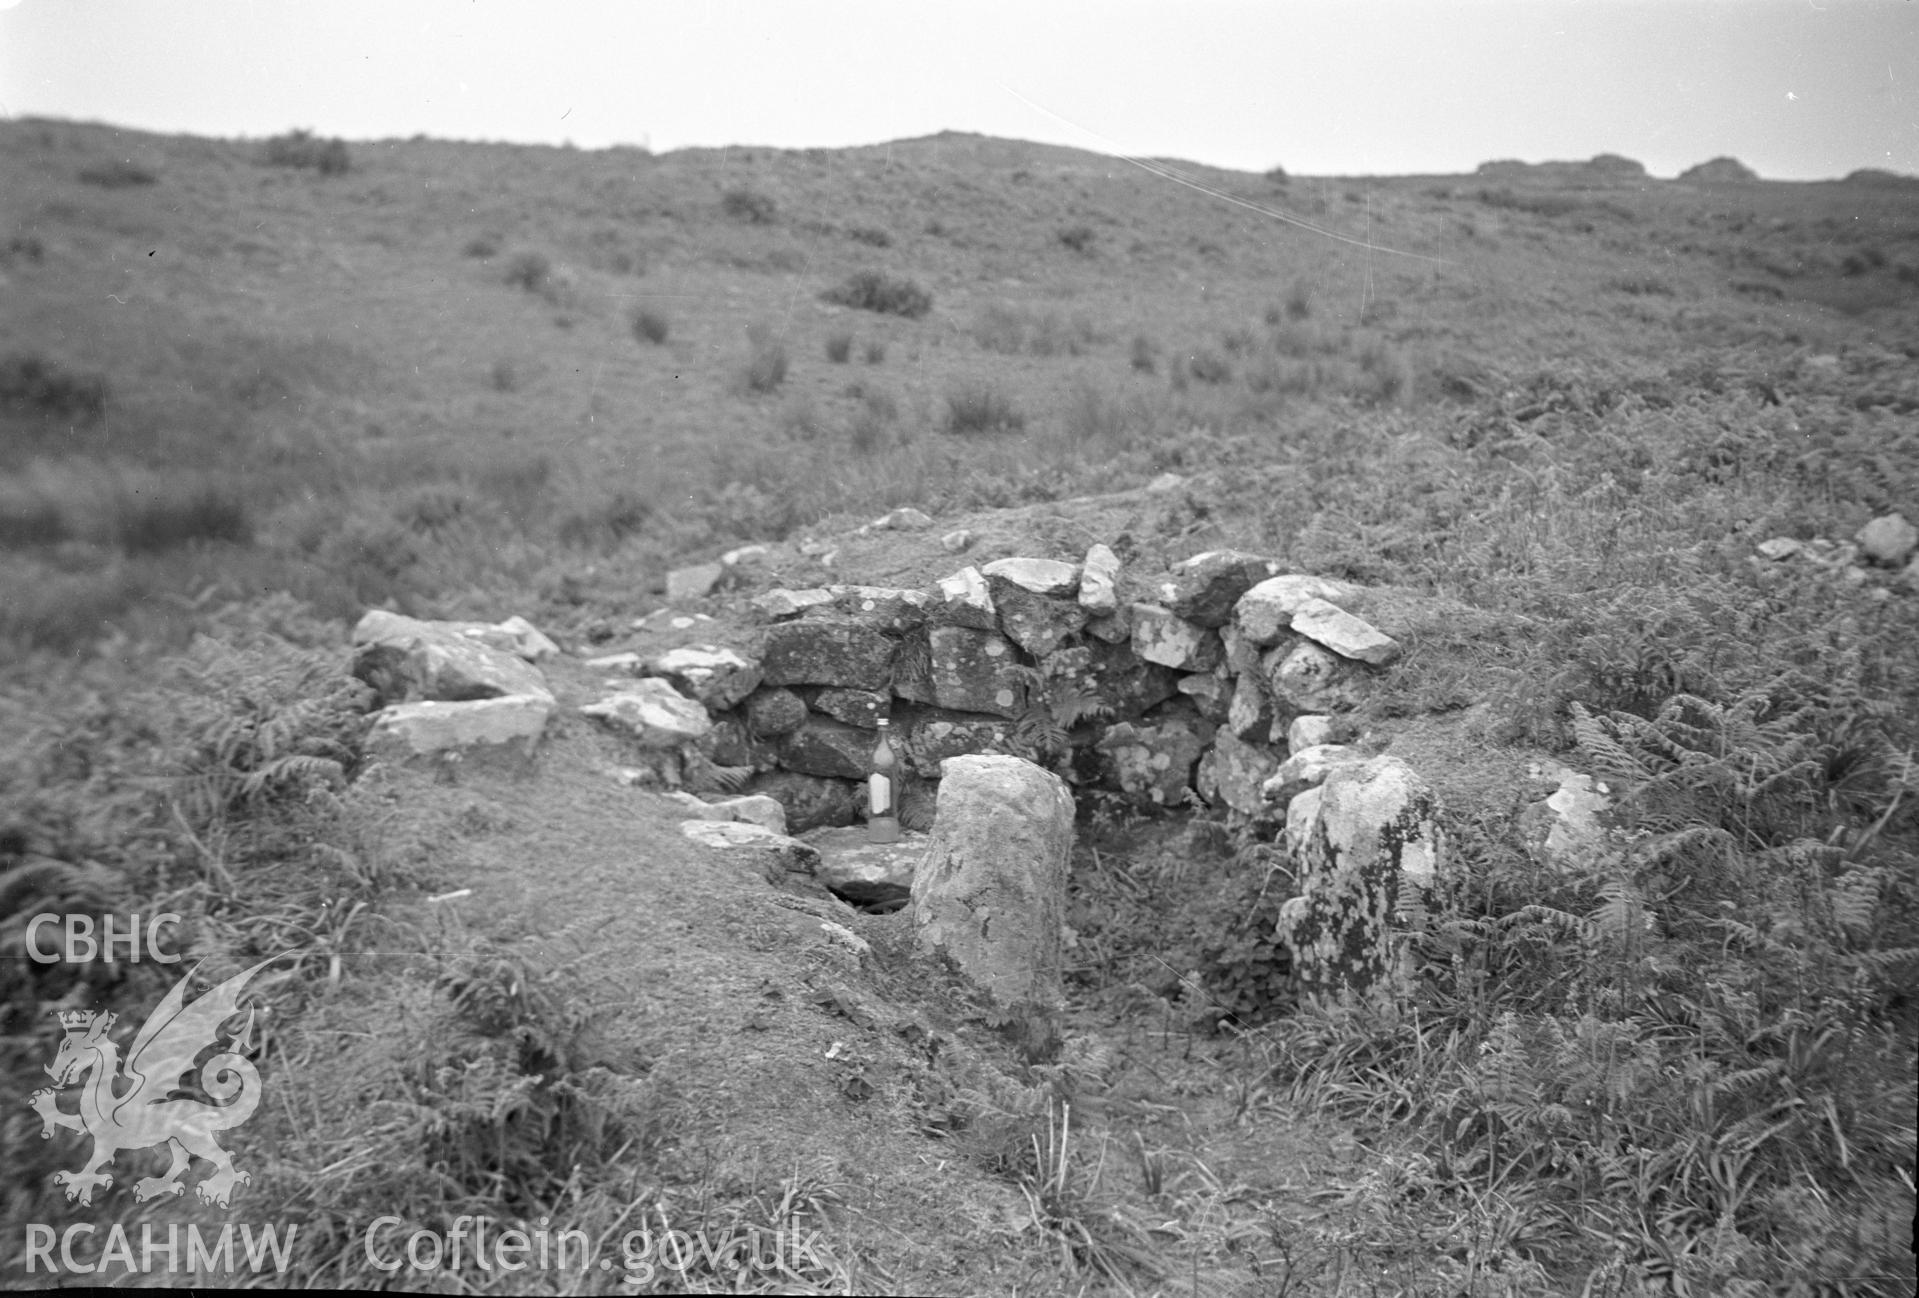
[868,717,902,844]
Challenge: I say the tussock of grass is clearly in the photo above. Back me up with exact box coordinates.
[822,270,932,318]
[943,381,1025,435]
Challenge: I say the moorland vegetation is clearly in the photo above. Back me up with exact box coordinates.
[1,121,1915,1294]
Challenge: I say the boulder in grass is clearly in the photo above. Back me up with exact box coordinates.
[1856,513,1918,568]
[1279,756,1444,1009]
[779,715,878,781]
[666,562,725,602]
[580,679,712,748]
[367,694,553,763]
[353,610,552,706]
[458,615,560,663]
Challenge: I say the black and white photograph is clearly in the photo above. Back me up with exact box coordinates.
[2,1,1915,1291]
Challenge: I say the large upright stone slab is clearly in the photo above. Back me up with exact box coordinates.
[353,610,551,705]
[911,755,1074,1014]
[1278,755,1444,1008]
[1078,544,1120,614]
[759,617,895,689]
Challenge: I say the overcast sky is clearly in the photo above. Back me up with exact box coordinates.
[1,0,1913,180]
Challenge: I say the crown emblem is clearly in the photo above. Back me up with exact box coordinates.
[55,1010,100,1032]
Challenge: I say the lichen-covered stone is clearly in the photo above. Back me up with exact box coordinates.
[928,566,999,631]
[666,562,725,602]
[898,708,1018,777]
[1176,670,1233,724]
[1234,574,1364,646]
[581,679,712,748]
[1261,743,1366,806]
[1159,550,1283,628]
[1263,638,1369,713]
[911,755,1074,1014]
[1226,673,1276,742]
[1038,639,1178,723]
[1288,598,1401,666]
[753,588,836,620]
[1130,604,1222,672]
[809,687,889,729]
[366,694,552,762]
[700,715,780,771]
[353,610,551,706]
[743,687,808,737]
[456,615,560,663]
[987,576,1089,657]
[759,616,895,689]
[1093,712,1213,806]
[828,584,930,632]
[1078,543,1120,614]
[1278,756,1443,1008]
[742,770,863,833]
[645,644,763,710]
[806,825,924,908]
[980,556,1080,597]
[779,715,876,780]
[1284,715,1332,750]
[680,819,820,882]
[1196,730,1280,816]
[894,626,1026,718]
[665,791,789,835]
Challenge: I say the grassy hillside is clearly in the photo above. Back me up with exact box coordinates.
[1,118,1915,1294]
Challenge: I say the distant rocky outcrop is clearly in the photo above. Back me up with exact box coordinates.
[1678,157,1758,184]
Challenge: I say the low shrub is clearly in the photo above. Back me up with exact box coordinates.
[737,324,788,394]
[76,160,157,188]
[863,339,887,364]
[1184,349,1232,385]
[1128,335,1157,373]
[825,331,854,363]
[115,483,253,553]
[501,251,552,293]
[1057,225,1096,254]
[262,129,350,176]
[0,354,108,422]
[721,186,777,224]
[822,271,932,319]
[631,308,670,345]
[943,382,1025,436]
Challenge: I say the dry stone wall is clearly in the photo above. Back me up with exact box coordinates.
[595,547,1413,832]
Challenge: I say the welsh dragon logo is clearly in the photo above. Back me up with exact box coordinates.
[29,959,276,1208]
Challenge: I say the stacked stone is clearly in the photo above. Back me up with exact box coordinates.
[629,547,1407,834]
